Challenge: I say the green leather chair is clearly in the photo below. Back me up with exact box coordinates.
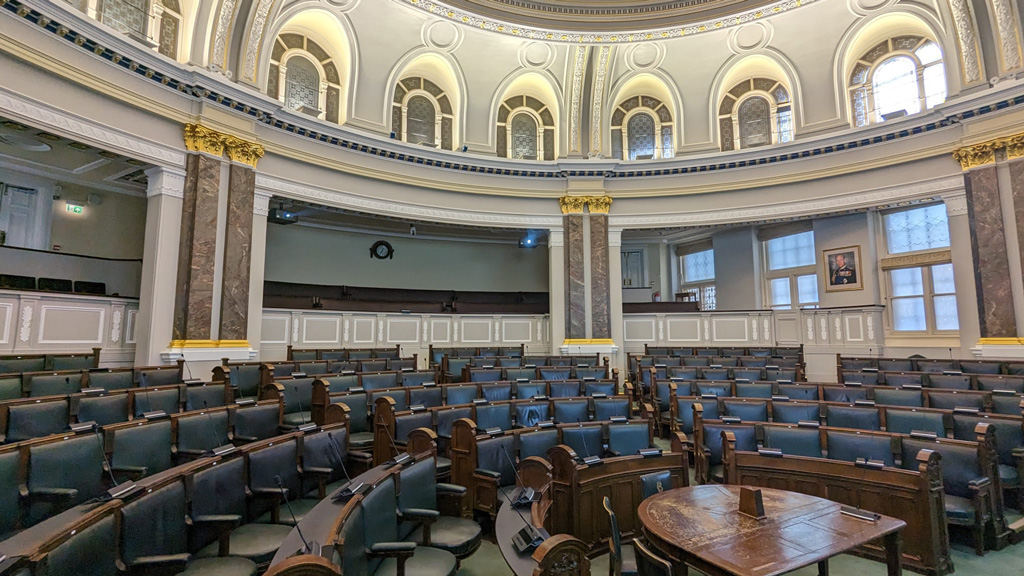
[603,496,637,576]
[174,410,231,460]
[279,378,316,428]
[551,400,587,425]
[297,362,327,375]
[50,354,97,371]
[74,393,130,428]
[886,409,947,437]
[3,398,69,443]
[131,387,182,418]
[85,370,134,391]
[474,403,512,432]
[361,372,399,391]
[35,507,118,576]
[0,446,21,539]
[108,420,173,482]
[360,360,388,373]
[290,350,318,361]
[334,393,373,450]
[518,429,558,460]
[639,471,670,501]
[228,365,262,402]
[119,480,256,576]
[607,423,652,457]
[249,440,318,526]
[233,403,282,443]
[594,398,630,421]
[25,435,106,525]
[301,429,351,497]
[443,384,477,405]
[398,458,481,561]
[186,384,228,410]
[873,388,924,407]
[825,405,881,431]
[0,356,45,373]
[761,426,822,459]
[190,457,292,569]
[0,374,22,400]
[138,368,182,388]
[28,373,82,397]
[409,386,443,408]
[825,431,895,466]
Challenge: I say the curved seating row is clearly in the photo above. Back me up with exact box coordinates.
[0,363,186,401]
[0,349,101,374]
[838,354,1024,377]
[287,345,404,362]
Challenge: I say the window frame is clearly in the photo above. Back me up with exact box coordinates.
[505,108,545,160]
[848,37,947,128]
[610,95,675,161]
[762,231,819,310]
[621,109,663,161]
[677,249,717,311]
[718,78,794,151]
[621,248,647,289]
[279,52,327,119]
[401,89,442,148]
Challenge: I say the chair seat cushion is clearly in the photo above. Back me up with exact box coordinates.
[660,411,670,420]
[998,464,1019,487]
[256,498,320,526]
[281,412,313,427]
[374,545,457,576]
[407,516,482,558]
[436,456,451,476]
[195,523,293,565]
[350,432,375,450]
[709,464,724,483]
[181,556,257,576]
[944,494,977,522]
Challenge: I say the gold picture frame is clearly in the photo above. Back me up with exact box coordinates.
[823,246,863,292]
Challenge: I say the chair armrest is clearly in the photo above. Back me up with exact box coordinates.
[192,514,242,527]
[251,487,286,500]
[968,477,991,490]
[304,466,334,476]
[129,553,191,575]
[436,483,466,496]
[111,465,148,481]
[27,487,78,503]
[607,449,622,457]
[233,434,257,443]
[175,448,206,457]
[349,450,373,461]
[474,468,501,479]
[399,508,440,521]
[367,542,417,557]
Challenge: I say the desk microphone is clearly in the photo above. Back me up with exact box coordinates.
[497,470,547,554]
[500,445,538,507]
[201,401,235,456]
[139,386,167,420]
[326,432,365,501]
[294,386,317,432]
[575,419,601,466]
[274,475,320,556]
[380,413,412,466]
[92,425,139,500]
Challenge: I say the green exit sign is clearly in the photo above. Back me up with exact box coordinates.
[65,203,83,214]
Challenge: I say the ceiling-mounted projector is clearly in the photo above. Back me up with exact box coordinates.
[268,208,299,225]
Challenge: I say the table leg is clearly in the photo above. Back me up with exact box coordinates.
[884,532,903,576]
[817,559,829,576]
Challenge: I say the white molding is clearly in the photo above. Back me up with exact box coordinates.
[254,190,273,216]
[145,167,186,199]
[36,305,105,345]
[0,303,12,345]
[943,192,969,217]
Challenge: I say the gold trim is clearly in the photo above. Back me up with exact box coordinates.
[879,249,952,270]
[563,339,616,345]
[978,338,1024,345]
[1006,133,1024,160]
[184,124,226,156]
[953,140,999,170]
[559,195,587,214]
[168,339,253,348]
[588,196,613,214]
[223,134,265,168]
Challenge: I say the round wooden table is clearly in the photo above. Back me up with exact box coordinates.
[638,484,906,576]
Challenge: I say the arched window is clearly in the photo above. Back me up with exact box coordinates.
[98,0,150,40]
[284,56,321,113]
[406,95,437,146]
[267,34,343,124]
[848,36,946,127]
[610,95,674,161]
[718,78,793,151]
[627,112,657,160]
[496,95,555,160]
[510,113,539,159]
[392,78,455,150]
[155,0,181,59]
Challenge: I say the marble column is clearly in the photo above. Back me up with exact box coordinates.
[218,138,263,344]
[134,167,185,365]
[964,163,1015,337]
[589,198,612,339]
[561,197,587,340]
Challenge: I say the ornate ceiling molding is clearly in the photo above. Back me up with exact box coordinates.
[399,0,817,44]
[590,46,611,156]
[880,249,952,270]
[568,46,588,155]
[948,0,983,84]
[989,0,1022,73]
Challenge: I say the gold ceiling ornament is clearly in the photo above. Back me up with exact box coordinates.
[952,140,1000,170]
[587,196,613,214]
[184,124,226,157]
[1005,133,1024,160]
[223,135,265,168]
[559,195,588,214]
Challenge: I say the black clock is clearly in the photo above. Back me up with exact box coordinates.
[370,240,394,259]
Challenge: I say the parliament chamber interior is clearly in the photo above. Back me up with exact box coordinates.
[1,0,1024,574]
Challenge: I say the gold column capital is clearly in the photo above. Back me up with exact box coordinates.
[587,196,613,214]
[184,123,226,156]
[223,134,265,168]
[1005,133,1024,160]
[953,130,1024,169]
[559,195,588,214]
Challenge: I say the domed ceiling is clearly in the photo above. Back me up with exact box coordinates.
[402,0,813,40]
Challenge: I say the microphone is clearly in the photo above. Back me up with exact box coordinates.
[201,401,235,456]
[326,432,365,501]
[575,419,601,466]
[181,359,202,384]
[140,385,167,420]
[500,445,538,507]
[497,469,548,554]
[293,386,317,432]
[379,413,412,466]
[92,425,139,500]
[274,475,320,556]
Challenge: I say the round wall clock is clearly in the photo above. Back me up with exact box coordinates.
[370,240,394,259]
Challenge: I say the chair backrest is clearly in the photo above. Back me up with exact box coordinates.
[302,429,349,485]
[675,398,717,434]
[960,361,1002,375]
[233,402,282,441]
[822,387,869,402]
[840,371,879,386]
[516,402,551,428]
[701,368,729,381]
[762,426,822,458]
[188,457,247,550]
[38,507,118,576]
[0,374,22,401]
[436,406,472,440]
[777,384,818,400]
[29,373,81,397]
[119,481,188,565]
[370,389,408,414]
[825,430,894,466]
[360,372,398,391]
[633,538,673,576]
[470,369,503,383]
[230,364,263,398]
[548,381,581,398]
[952,415,1021,466]
[504,367,535,381]
[132,387,182,417]
[841,358,874,370]
[518,429,558,460]
[928,391,985,411]
[668,367,699,380]
[335,394,368,433]
[915,360,954,373]
[476,435,517,487]
[765,368,797,382]
[0,447,20,535]
[976,375,1024,393]
[321,374,359,394]
[402,371,435,387]
[561,426,603,459]
[360,360,388,373]
[885,409,946,437]
[702,424,755,465]
[884,372,923,387]
[640,471,670,501]
[398,458,437,539]
[991,394,1024,415]
[186,384,227,411]
[5,399,69,443]
[409,386,443,408]
[873,388,923,407]
[900,438,979,497]
[110,420,173,479]
[584,381,616,397]
[825,405,880,431]
[771,402,820,424]
[552,400,588,425]
[395,412,433,442]
[695,382,731,397]
[175,409,230,455]
[594,398,630,421]
[607,423,650,456]
[86,370,134,391]
[602,497,624,576]
[138,368,181,388]
[878,359,912,372]
[291,350,319,361]
[249,439,302,512]
[683,356,709,367]
[575,367,607,380]
[338,493,369,574]
[0,356,45,372]
[515,382,547,398]
[360,476,399,574]
[540,368,572,382]
[27,435,105,519]
[475,403,512,432]
[928,374,971,390]
[480,383,513,402]
[297,361,327,375]
[445,384,477,405]
[722,400,767,422]
[734,381,771,398]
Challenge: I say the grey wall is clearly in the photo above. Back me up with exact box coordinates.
[712,228,760,310]
[813,213,881,308]
[0,246,142,297]
[265,224,549,291]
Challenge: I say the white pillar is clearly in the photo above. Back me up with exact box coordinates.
[548,229,565,355]
[134,167,184,366]
[943,192,980,356]
[609,228,625,378]
[247,190,272,360]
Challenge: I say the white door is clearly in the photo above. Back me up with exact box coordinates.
[0,184,38,248]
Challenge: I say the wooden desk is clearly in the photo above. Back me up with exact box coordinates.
[638,484,906,576]
[495,501,542,576]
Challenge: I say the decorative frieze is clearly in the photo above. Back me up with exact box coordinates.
[953,131,1024,169]
[880,249,953,270]
[558,195,613,214]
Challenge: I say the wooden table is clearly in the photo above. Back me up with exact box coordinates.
[638,484,906,576]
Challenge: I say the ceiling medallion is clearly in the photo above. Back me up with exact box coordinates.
[401,0,816,44]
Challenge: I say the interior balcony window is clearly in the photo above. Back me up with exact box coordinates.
[738,96,771,149]
[406,95,437,147]
[718,78,794,151]
[849,37,947,127]
[99,0,150,40]
[610,95,674,161]
[510,113,539,160]
[284,56,321,114]
[627,113,657,161]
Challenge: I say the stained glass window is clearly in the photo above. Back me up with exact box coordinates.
[510,113,538,159]
[738,96,771,149]
[406,95,436,146]
[661,126,674,159]
[767,231,816,271]
[777,108,794,143]
[627,113,656,160]
[99,0,148,38]
[683,250,715,283]
[884,204,950,254]
[284,56,320,112]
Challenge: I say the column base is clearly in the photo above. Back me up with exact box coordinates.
[560,339,619,355]
[972,339,1024,359]
[162,340,257,363]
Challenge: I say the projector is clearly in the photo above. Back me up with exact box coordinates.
[268,208,299,225]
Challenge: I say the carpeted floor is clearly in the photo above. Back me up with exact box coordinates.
[456,436,1024,575]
